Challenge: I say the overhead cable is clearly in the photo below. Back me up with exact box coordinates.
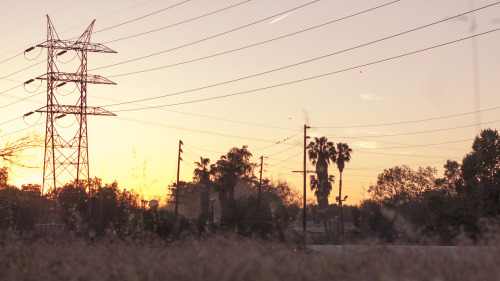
[110,27,500,112]
[90,0,320,71]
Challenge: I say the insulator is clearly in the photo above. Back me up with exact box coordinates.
[24,79,35,85]
[57,82,67,87]
[56,114,66,119]
[24,111,34,117]
[24,46,35,53]
[57,50,67,56]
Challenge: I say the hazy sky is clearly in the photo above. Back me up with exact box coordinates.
[1,0,500,205]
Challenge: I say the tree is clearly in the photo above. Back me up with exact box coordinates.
[57,180,89,233]
[0,133,43,169]
[336,142,352,240]
[212,146,256,226]
[307,137,336,211]
[307,136,337,232]
[0,167,8,188]
[193,157,212,216]
[435,160,461,196]
[309,174,334,231]
[460,128,500,217]
[368,165,438,206]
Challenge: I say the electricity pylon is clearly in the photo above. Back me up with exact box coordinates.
[34,16,116,221]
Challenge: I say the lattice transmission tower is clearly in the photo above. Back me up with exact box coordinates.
[34,15,116,204]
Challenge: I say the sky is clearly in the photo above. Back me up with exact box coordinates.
[1,0,500,206]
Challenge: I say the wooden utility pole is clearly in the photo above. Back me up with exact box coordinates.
[175,140,183,217]
[302,125,311,248]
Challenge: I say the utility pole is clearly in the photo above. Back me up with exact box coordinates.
[175,140,183,217]
[33,16,116,235]
[292,125,313,249]
[258,155,264,206]
[303,125,311,248]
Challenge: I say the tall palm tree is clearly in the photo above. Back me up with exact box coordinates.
[309,174,335,231]
[194,157,211,215]
[336,142,352,241]
[212,146,255,226]
[307,136,337,231]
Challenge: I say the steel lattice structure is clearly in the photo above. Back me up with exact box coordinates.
[35,15,116,205]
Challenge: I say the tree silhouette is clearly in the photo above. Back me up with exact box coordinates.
[461,128,500,217]
[193,157,211,216]
[212,146,255,227]
[307,136,337,231]
[336,142,352,240]
[0,133,42,169]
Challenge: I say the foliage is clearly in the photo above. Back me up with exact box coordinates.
[90,180,137,237]
[357,128,500,243]
[0,133,43,168]
[211,146,256,226]
[0,169,40,235]
[144,209,193,240]
[368,165,438,206]
[307,137,336,210]
[193,157,212,216]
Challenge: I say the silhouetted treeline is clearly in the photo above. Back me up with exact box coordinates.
[3,129,500,244]
[350,128,500,244]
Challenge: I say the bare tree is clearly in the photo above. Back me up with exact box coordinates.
[0,133,43,169]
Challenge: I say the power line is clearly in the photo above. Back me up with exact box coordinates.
[0,0,89,36]
[355,151,460,159]
[0,61,44,80]
[90,0,320,71]
[327,135,465,152]
[0,0,186,60]
[0,91,44,110]
[252,131,304,151]
[115,116,287,144]
[0,84,24,97]
[92,0,191,35]
[107,0,401,78]
[157,109,300,132]
[0,52,24,65]
[0,116,23,127]
[355,139,472,151]
[6,0,496,112]
[315,106,500,129]
[102,0,253,44]
[183,143,227,154]
[0,122,44,138]
[110,27,500,112]
[267,142,303,158]
[324,119,500,139]
[99,1,498,108]
[347,161,450,172]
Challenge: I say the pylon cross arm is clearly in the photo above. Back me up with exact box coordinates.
[36,40,116,53]
[35,105,116,116]
[37,72,116,85]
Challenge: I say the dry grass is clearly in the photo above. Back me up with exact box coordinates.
[1,234,499,281]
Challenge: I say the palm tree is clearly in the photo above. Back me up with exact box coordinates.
[212,146,255,226]
[309,174,335,231]
[307,136,337,231]
[194,157,211,215]
[336,142,352,241]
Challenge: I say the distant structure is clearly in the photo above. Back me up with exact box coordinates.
[33,16,116,221]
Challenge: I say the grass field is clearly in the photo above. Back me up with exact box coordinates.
[1,234,499,281]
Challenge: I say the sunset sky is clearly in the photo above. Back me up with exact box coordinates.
[1,0,500,205]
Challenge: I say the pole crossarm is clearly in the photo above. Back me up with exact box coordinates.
[36,72,116,85]
[35,105,116,116]
[36,40,116,53]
